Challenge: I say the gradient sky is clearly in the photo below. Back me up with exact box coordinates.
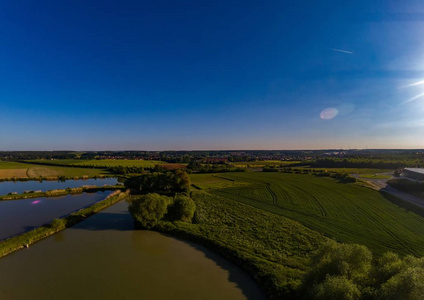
[1,0,424,150]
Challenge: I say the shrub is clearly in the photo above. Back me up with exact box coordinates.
[312,275,361,300]
[128,193,172,229]
[167,194,196,222]
[50,218,67,230]
[378,267,424,300]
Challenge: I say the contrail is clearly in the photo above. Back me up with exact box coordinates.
[329,48,354,54]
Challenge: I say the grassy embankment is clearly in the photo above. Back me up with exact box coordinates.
[0,190,128,258]
[0,161,110,181]
[231,160,302,168]
[190,172,424,256]
[0,185,121,201]
[147,190,326,299]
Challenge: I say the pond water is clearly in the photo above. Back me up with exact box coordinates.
[0,191,111,240]
[0,177,118,195]
[0,201,266,300]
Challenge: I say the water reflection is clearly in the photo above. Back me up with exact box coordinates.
[0,178,118,196]
[0,191,111,240]
[0,201,266,300]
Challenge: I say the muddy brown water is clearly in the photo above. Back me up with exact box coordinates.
[0,201,266,300]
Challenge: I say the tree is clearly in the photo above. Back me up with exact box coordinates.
[167,194,196,222]
[128,193,172,229]
[313,275,361,300]
[378,267,424,300]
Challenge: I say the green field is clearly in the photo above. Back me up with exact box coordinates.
[29,159,167,168]
[191,172,424,256]
[0,161,109,179]
[359,174,392,179]
[232,160,301,167]
[296,167,393,174]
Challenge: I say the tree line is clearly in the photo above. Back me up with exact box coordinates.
[301,240,424,299]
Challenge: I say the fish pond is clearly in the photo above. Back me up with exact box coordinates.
[0,177,118,195]
[0,191,112,240]
[0,201,265,300]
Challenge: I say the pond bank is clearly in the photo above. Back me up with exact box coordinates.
[0,177,119,195]
[0,190,127,258]
[0,185,121,201]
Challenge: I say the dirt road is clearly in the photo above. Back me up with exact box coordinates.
[354,174,424,210]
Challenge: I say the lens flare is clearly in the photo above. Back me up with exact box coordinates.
[31,200,41,205]
[320,108,338,120]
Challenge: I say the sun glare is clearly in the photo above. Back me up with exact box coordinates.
[320,108,338,120]
[403,79,424,104]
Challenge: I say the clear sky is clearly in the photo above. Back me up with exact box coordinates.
[1,0,424,150]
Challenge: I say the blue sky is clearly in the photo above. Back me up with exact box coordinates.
[1,0,424,150]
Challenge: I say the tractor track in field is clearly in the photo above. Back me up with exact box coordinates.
[266,179,412,252]
[266,183,278,207]
[332,188,417,255]
[282,182,328,217]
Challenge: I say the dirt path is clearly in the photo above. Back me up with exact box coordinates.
[354,173,424,210]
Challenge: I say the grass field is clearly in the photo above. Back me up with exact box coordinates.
[191,172,424,256]
[359,174,392,179]
[29,159,167,168]
[232,160,301,167]
[296,167,393,174]
[0,161,109,179]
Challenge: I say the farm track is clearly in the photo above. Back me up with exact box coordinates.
[266,183,278,207]
[282,181,328,217]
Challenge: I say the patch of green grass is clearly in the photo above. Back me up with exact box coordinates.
[0,161,110,179]
[190,173,249,189]
[155,190,326,298]
[0,161,34,169]
[29,159,167,168]
[199,172,424,256]
[27,165,109,177]
[297,167,393,174]
[359,174,392,179]
[232,160,301,167]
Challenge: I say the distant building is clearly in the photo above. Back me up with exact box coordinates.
[403,168,424,181]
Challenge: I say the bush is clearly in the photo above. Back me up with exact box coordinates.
[128,193,172,229]
[313,275,361,300]
[378,267,424,300]
[50,218,67,230]
[167,194,196,222]
[307,240,372,284]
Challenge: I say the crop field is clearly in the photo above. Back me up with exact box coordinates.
[0,161,108,179]
[29,159,167,168]
[190,174,251,189]
[359,174,392,179]
[192,172,424,256]
[296,167,393,174]
[232,160,301,167]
